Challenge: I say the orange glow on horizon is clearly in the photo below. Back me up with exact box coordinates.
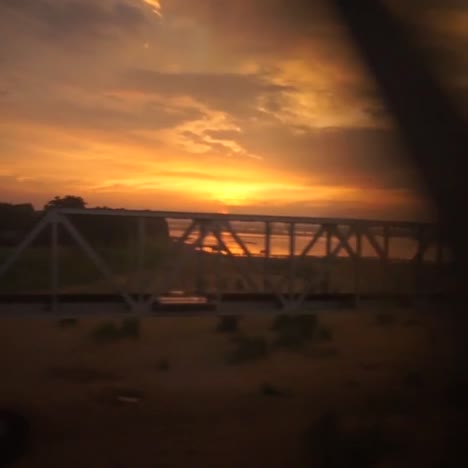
[0,0,439,221]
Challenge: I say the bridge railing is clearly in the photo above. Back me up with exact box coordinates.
[0,208,453,313]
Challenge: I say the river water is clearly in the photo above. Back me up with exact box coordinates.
[168,221,445,262]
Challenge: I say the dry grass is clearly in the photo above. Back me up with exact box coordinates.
[0,306,458,468]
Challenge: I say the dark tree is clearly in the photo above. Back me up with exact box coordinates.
[44,195,86,210]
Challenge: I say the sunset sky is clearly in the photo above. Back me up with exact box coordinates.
[1,0,466,219]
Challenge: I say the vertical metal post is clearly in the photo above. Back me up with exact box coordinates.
[354,228,362,307]
[324,224,332,293]
[51,214,59,313]
[383,225,390,262]
[383,224,392,296]
[195,221,207,294]
[288,223,295,300]
[414,225,424,299]
[264,221,271,291]
[214,222,223,303]
[137,216,145,302]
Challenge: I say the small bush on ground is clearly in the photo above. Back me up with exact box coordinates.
[91,317,140,343]
[272,313,318,350]
[316,326,333,341]
[91,321,121,343]
[120,317,140,339]
[226,335,268,364]
[57,317,78,328]
[216,315,239,333]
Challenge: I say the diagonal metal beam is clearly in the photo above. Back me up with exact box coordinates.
[210,224,259,292]
[0,212,53,280]
[174,219,197,247]
[140,219,197,295]
[362,227,387,261]
[278,224,325,308]
[328,225,356,259]
[223,220,265,284]
[299,225,325,258]
[329,225,356,258]
[224,221,253,258]
[145,224,207,306]
[50,213,59,313]
[270,224,326,304]
[211,222,288,305]
[59,214,136,309]
[292,267,320,310]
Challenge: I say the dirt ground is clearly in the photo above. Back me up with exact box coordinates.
[0,305,461,468]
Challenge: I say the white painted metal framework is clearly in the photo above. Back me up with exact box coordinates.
[0,208,451,315]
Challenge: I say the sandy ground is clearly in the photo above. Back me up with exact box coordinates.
[0,305,460,468]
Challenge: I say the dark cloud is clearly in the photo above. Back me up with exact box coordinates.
[4,97,205,133]
[386,0,468,89]
[387,0,468,15]
[1,0,461,219]
[0,0,148,47]
[163,0,344,57]
[226,193,433,222]
[121,69,295,118]
[236,124,423,192]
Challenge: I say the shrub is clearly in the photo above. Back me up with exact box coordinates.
[91,317,140,343]
[226,335,268,364]
[91,321,121,343]
[272,313,317,350]
[316,326,333,341]
[216,315,239,333]
[57,317,78,328]
[120,317,140,339]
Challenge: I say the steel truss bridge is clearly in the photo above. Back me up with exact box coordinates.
[0,208,453,317]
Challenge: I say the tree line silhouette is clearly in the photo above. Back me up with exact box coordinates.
[0,196,169,247]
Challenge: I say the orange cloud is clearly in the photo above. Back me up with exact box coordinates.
[0,0,446,221]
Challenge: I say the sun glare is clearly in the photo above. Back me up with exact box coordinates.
[142,0,162,17]
[207,183,256,206]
